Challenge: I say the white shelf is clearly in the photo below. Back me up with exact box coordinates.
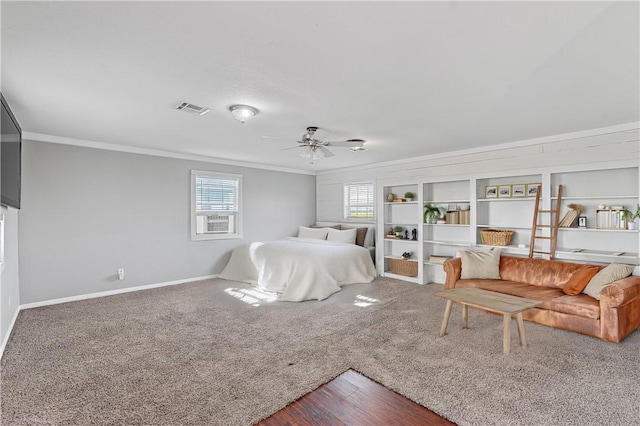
[384,255,418,261]
[423,223,470,227]
[424,262,447,266]
[555,249,639,265]
[384,201,419,205]
[477,224,532,230]
[382,271,420,283]
[384,222,419,226]
[558,227,638,233]
[423,240,471,247]
[476,244,530,254]
[552,195,637,200]
[477,198,535,202]
[383,238,419,243]
[424,200,470,204]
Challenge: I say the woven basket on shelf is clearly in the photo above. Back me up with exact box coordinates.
[480,229,514,246]
[388,258,418,277]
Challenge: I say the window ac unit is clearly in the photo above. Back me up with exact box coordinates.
[196,213,233,234]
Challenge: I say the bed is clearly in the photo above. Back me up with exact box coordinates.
[219,228,377,302]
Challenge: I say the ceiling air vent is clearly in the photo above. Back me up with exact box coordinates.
[176,102,210,116]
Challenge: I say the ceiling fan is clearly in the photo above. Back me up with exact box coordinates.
[272,126,366,164]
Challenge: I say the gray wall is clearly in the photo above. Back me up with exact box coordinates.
[1,205,20,349]
[19,141,316,304]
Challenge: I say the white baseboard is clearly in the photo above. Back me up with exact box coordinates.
[0,305,21,360]
[19,274,218,310]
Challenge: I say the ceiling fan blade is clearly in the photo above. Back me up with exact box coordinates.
[278,145,303,151]
[318,146,335,158]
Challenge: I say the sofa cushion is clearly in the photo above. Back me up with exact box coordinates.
[550,295,600,320]
[583,263,635,300]
[499,256,595,289]
[460,249,501,279]
[562,266,601,295]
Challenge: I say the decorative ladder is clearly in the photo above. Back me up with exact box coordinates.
[529,185,563,259]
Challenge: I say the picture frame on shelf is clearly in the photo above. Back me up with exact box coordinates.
[512,184,526,197]
[527,183,541,197]
[498,185,511,198]
[485,185,497,198]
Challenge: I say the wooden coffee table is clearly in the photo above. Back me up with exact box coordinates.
[435,287,542,354]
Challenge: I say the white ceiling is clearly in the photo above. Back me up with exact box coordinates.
[2,1,638,172]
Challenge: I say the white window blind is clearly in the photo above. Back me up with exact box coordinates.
[191,171,242,240]
[344,181,375,220]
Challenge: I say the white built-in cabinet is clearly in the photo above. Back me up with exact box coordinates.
[377,165,640,284]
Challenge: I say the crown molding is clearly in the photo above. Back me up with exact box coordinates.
[22,132,317,176]
[318,121,640,175]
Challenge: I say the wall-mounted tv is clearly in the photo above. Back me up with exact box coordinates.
[1,93,22,209]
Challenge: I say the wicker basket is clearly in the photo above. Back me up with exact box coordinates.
[388,258,418,277]
[480,229,514,246]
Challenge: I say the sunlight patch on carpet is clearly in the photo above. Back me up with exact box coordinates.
[353,294,379,307]
[224,287,278,306]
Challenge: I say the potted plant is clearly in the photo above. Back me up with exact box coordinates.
[404,192,415,202]
[423,204,442,224]
[393,225,404,237]
[621,204,640,230]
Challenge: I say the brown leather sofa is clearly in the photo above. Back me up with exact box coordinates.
[443,255,640,343]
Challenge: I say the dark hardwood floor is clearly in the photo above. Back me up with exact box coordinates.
[256,369,456,426]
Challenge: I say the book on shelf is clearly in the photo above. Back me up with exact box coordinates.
[595,208,627,230]
[427,255,452,264]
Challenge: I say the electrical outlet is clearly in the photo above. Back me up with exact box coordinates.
[117,268,125,280]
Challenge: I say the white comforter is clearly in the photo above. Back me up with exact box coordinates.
[219,237,377,302]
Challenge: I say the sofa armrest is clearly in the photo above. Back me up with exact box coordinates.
[601,276,640,308]
[443,258,462,289]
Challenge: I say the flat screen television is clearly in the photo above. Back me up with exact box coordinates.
[1,93,22,209]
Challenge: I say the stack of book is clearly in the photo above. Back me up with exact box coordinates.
[559,204,584,227]
[596,208,627,229]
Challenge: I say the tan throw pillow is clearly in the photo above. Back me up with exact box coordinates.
[582,263,634,300]
[460,249,501,279]
[562,266,600,295]
[342,226,368,246]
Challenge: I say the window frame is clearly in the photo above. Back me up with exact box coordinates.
[190,170,243,241]
[343,181,375,221]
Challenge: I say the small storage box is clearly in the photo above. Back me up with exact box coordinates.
[388,258,418,277]
[480,229,514,246]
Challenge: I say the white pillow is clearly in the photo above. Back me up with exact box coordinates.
[327,228,357,244]
[455,247,494,258]
[582,263,634,300]
[460,249,501,279]
[297,226,329,240]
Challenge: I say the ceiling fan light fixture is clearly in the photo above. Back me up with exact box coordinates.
[229,104,259,123]
[350,146,367,152]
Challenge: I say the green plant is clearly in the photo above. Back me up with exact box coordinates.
[404,191,415,199]
[393,225,404,233]
[423,204,442,223]
[621,204,640,221]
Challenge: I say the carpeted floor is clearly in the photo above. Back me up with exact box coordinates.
[1,277,639,425]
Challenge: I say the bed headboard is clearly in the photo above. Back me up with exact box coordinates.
[314,222,375,248]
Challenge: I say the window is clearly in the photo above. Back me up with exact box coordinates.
[191,170,242,240]
[344,181,375,220]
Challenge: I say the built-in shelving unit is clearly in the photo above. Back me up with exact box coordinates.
[379,183,422,283]
[376,165,640,285]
